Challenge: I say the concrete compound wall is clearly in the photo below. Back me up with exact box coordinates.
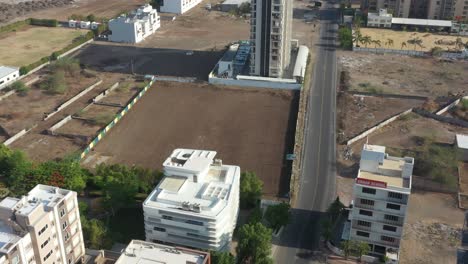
[48,115,73,134]
[346,109,413,145]
[436,96,468,115]
[209,76,301,90]
[92,82,119,103]
[155,76,196,83]
[79,77,156,160]
[353,46,468,59]
[44,80,103,121]
[3,125,36,146]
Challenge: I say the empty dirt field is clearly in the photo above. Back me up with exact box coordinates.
[359,28,468,52]
[82,82,299,198]
[339,51,468,98]
[0,26,87,66]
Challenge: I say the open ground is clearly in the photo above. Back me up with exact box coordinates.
[0,26,87,66]
[82,81,299,199]
[359,28,468,52]
[339,51,468,98]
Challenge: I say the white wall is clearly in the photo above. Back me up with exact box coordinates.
[109,20,138,43]
[0,69,19,90]
[160,0,202,14]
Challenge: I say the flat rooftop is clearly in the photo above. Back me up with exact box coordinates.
[116,240,209,264]
[0,185,70,216]
[0,66,18,78]
[457,134,468,150]
[359,171,405,188]
[392,17,452,27]
[0,221,22,254]
[144,149,240,218]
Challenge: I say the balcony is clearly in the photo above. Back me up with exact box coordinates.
[354,202,375,210]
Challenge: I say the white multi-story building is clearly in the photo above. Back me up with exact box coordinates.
[367,9,393,28]
[143,149,240,251]
[349,144,414,263]
[108,4,160,43]
[115,240,210,264]
[160,0,203,14]
[0,185,85,264]
[249,0,293,78]
[0,66,19,91]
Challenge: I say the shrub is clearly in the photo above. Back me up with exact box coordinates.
[338,27,353,49]
[10,81,29,95]
[41,70,67,94]
[52,57,81,77]
[460,99,468,111]
[29,18,58,27]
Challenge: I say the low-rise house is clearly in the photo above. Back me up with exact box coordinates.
[457,134,468,161]
[160,0,202,14]
[108,4,160,43]
[0,66,19,90]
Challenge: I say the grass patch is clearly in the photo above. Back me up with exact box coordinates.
[398,112,419,121]
[461,99,468,111]
[358,82,383,94]
[90,113,114,126]
[116,82,130,92]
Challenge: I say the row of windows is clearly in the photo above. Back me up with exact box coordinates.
[356,231,398,243]
[358,209,400,222]
[162,215,204,226]
[356,220,397,232]
[40,237,50,249]
[362,187,405,200]
[38,224,48,236]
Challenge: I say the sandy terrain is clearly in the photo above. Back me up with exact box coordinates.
[82,82,299,198]
[359,28,468,52]
[338,51,468,98]
[0,26,87,67]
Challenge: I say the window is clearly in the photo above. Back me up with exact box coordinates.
[60,208,66,218]
[356,231,370,237]
[381,235,396,242]
[65,232,70,242]
[388,192,403,199]
[386,203,401,210]
[154,226,166,232]
[383,225,397,232]
[41,237,50,249]
[38,224,48,235]
[43,250,53,261]
[186,220,203,226]
[162,215,173,220]
[360,198,375,206]
[359,209,373,216]
[62,221,68,230]
[362,187,376,195]
[384,214,399,222]
[357,220,371,227]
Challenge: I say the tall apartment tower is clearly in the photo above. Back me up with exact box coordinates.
[427,0,457,19]
[0,185,85,264]
[143,149,240,251]
[249,0,293,78]
[348,144,414,263]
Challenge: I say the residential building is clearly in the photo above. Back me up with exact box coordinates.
[452,21,468,35]
[455,0,468,19]
[115,240,210,264]
[214,41,251,78]
[249,0,293,78]
[108,4,160,43]
[367,8,393,27]
[0,184,85,264]
[220,0,250,12]
[361,0,411,17]
[160,0,203,14]
[427,0,457,19]
[0,66,19,90]
[349,144,414,263]
[457,134,468,161]
[143,149,240,251]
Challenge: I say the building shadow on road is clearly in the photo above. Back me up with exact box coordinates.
[273,208,326,251]
[75,43,224,81]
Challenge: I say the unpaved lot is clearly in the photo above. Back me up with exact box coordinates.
[360,28,468,52]
[339,51,468,97]
[399,192,464,264]
[82,82,299,198]
[0,26,87,67]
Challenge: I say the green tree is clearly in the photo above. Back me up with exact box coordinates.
[86,14,96,22]
[19,66,29,75]
[0,147,34,195]
[341,240,353,259]
[83,219,110,249]
[211,251,236,264]
[237,222,273,264]
[362,35,372,48]
[327,197,345,223]
[248,206,263,224]
[338,27,353,49]
[353,29,363,47]
[238,2,251,14]
[264,202,290,232]
[355,241,371,261]
[38,159,88,193]
[240,171,263,209]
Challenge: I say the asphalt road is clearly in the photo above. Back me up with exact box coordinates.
[273,2,338,263]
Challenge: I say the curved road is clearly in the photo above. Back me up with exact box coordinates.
[273,2,338,263]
